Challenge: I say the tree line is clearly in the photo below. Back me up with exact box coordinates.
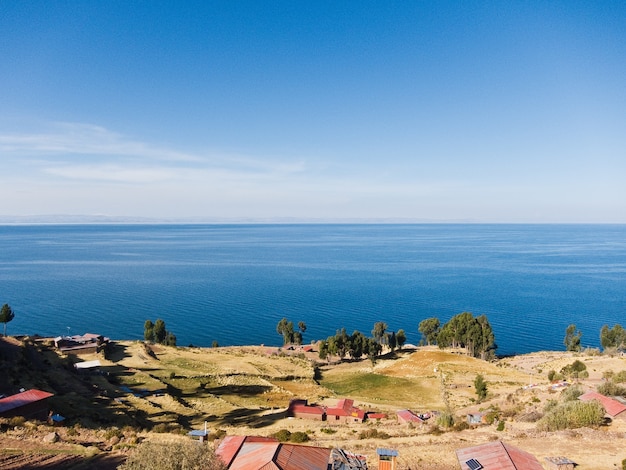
[317,321,407,364]
[418,312,498,360]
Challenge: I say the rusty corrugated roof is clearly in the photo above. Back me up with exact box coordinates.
[218,436,331,470]
[396,409,424,422]
[455,440,543,470]
[217,435,278,468]
[0,389,53,415]
[579,391,626,418]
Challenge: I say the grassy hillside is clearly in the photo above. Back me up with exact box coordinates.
[2,337,626,469]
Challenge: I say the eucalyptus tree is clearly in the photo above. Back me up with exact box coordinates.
[0,304,15,337]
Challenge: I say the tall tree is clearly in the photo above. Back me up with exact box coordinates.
[418,317,440,345]
[564,324,582,352]
[396,329,407,349]
[276,318,295,345]
[144,320,155,342]
[474,374,488,401]
[0,304,15,337]
[318,339,329,361]
[388,331,397,352]
[154,319,167,344]
[600,324,626,351]
[372,321,388,345]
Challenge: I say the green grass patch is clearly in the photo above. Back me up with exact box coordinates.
[320,372,438,407]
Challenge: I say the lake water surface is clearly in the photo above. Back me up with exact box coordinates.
[1,224,624,356]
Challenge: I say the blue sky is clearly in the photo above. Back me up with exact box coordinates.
[1,1,625,222]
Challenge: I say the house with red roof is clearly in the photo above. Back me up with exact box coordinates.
[326,398,367,423]
[456,440,543,470]
[287,399,326,421]
[0,389,54,421]
[579,391,626,420]
[396,409,425,424]
[216,435,331,470]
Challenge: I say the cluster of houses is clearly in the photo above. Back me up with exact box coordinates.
[287,398,379,423]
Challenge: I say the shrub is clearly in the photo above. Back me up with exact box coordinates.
[436,411,454,428]
[547,370,556,381]
[358,428,390,440]
[561,384,584,402]
[453,420,470,432]
[104,427,123,440]
[320,428,337,434]
[543,399,559,414]
[496,420,505,431]
[290,431,309,443]
[614,370,626,383]
[272,429,291,442]
[597,382,626,397]
[119,440,225,470]
[537,400,605,432]
[8,416,25,427]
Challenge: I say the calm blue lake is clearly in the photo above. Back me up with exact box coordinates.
[1,224,624,356]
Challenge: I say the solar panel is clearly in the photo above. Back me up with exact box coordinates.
[466,459,483,470]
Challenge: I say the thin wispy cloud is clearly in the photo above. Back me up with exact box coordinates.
[0,121,310,184]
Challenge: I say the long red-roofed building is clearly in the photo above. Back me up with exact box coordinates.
[0,389,54,421]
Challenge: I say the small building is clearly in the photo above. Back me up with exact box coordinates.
[287,399,326,421]
[326,399,366,423]
[74,359,102,374]
[578,391,626,420]
[188,422,209,442]
[396,409,425,424]
[367,412,387,421]
[216,435,331,470]
[0,389,54,421]
[55,333,109,355]
[544,456,577,470]
[466,413,487,425]
[456,440,544,470]
[376,448,398,470]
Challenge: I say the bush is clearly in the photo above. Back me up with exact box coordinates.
[597,382,626,397]
[320,427,337,434]
[537,400,605,432]
[119,440,225,470]
[436,411,454,428]
[614,370,626,383]
[272,429,291,442]
[358,428,390,440]
[561,384,584,402]
[496,420,505,431]
[453,420,470,432]
[290,431,309,443]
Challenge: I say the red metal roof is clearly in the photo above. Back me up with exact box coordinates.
[290,404,325,415]
[579,391,626,418]
[0,389,53,415]
[217,436,277,467]
[396,409,424,423]
[456,440,543,470]
[218,436,330,470]
[326,398,366,419]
